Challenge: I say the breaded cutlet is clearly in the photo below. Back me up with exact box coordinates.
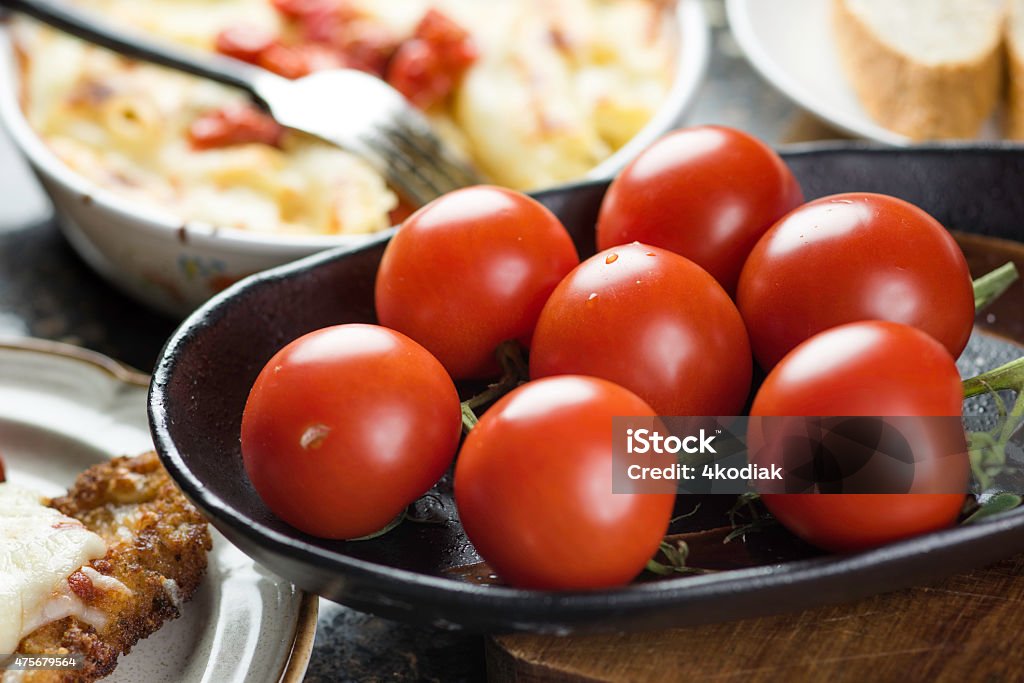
[8,452,211,683]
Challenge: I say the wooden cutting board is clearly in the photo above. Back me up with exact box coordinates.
[487,554,1024,682]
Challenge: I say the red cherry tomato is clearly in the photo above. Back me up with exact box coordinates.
[530,243,752,416]
[241,324,462,539]
[596,126,803,294]
[454,375,676,589]
[375,186,579,379]
[750,321,968,553]
[737,192,974,370]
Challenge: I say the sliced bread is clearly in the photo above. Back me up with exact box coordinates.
[833,0,1006,140]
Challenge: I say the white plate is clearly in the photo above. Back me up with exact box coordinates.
[725,0,1002,145]
[0,338,317,683]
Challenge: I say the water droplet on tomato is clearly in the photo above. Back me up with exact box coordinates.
[606,253,619,264]
[587,292,598,302]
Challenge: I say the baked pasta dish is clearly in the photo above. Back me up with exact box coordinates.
[0,452,211,683]
[9,0,677,236]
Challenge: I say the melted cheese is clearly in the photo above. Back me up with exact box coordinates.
[0,483,107,653]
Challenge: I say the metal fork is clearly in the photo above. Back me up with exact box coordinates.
[1,0,485,206]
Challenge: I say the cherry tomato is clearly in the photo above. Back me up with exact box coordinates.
[530,243,752,416]
[737,192,974,370]
[241,324,462,539]
[596,126,803,294]
[375,186,579,379]
[750,320,968,553]
[454,375,676,589]
[189,105,284,150]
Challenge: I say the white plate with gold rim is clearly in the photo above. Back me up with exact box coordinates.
[0,337,317,683]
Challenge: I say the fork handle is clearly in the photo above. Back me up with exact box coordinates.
[2,0,279,102]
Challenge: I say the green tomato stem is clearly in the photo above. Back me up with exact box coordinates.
[459,341,529,434]
[461,403,480,433]
[973,261,1019,312]
[963,356,1024,398]
[962,357,1024,496]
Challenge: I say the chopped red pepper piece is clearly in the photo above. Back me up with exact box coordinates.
[415,8,479,70]
[386,10,478,109]
[215,25,276,64]
[270,0,350,21]
[257,42,312,78]
[188,104,285,150]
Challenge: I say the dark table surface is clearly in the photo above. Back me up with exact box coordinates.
[0,2,849,680]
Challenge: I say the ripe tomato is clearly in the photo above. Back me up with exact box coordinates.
[596,126,803,294]
[750,321,968,553]
[454,375,676,589]
[375,186,579,379]
[530,243,752,416]
[241,324,462,539]
[737,192,974,370]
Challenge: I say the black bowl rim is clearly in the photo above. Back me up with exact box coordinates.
[149,143,1024,621]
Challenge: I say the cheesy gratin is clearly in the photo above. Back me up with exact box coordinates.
[11,0,676,237]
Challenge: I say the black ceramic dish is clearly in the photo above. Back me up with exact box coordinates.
[151,145,1024,634]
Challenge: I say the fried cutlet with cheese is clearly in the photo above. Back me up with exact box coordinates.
[9,452,211,683]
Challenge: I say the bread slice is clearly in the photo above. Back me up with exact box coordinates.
[1008,0,1024,138]
[833,0,1006,140]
